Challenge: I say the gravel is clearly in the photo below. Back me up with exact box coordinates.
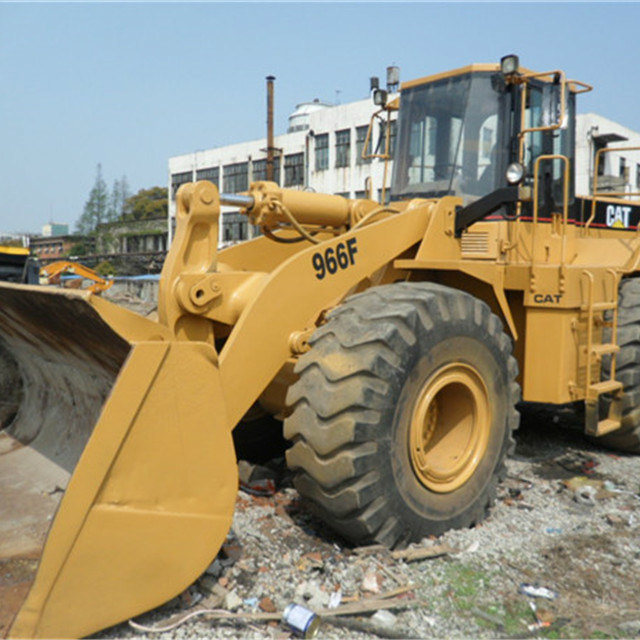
[97,407,640,640]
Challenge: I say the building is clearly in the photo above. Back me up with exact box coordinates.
[30,233,92,261]
[169,96,640,246]
[95,216,168,256]
[168,97,397,245]
[575,113,640,197]
[42,223,69,237]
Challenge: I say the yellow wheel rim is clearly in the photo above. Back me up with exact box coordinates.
[409,363,491,493]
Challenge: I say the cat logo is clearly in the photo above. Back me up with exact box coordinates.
[533,293,563,304]
[606,204,632,229]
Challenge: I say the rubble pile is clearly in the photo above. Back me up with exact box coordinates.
[99,415,640,640]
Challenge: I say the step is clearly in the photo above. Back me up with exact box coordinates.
[588,379,623,395]
[591,343,620,357]
[592,418,621,437]
[581,301,617,312]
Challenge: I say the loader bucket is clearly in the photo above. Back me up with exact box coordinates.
[0,283,238,639]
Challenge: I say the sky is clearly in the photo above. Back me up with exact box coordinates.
[1,1,640,234]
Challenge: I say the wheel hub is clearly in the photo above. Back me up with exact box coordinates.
[409,363,491,493]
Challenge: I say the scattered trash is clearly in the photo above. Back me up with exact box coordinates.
[545,527,563,534]
[518,584,558,600]
[238,460,278,496]
[282,603,321,638]
[606,513,627,526]
[328,590,342,609]
[506,474,534,489]
[527,601,556,631]
[574,484,598,507]
[224,590,243,611]
[259,596,277,613]
[371,609,398,628]
[562,476,616,505]
[197,576,229,606]
[297,552,323,571]
[390,542,456,562]
[243,596,259,608]
[353,544,388,557]
[581,459,598,475]
[361,571,382,594]
[177,585,202,608]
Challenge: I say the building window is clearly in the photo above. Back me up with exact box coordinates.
[171,171,192,200]
[354,190,367,199]
[376,120,397,156]
[222,212,248,242]
[335,129,351,168]
[284,153,304,187]
[620,157,627,180]
[335,191,350,198]
[377,189,391,205]
[356,126,371,165]
[223,162,249,193]
[636,163,640,188]
[315,134,329,171]
[195,166,219,187]
[252,158,281,185]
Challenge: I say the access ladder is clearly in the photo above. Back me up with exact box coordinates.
[582,269,623,436]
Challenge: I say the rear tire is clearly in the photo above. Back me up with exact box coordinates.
[284,282,520,547]
[600,277,640,452]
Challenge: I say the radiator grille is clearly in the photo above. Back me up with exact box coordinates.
[461,231,490,256]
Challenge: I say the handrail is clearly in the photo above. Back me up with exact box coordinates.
[586,145,640,230]
[606,268,620,383]
[362,108,393,205]
[531,154,570,268]
[567,78,593,94]
[582,270,595,394]
[516,71,569,247]
[517,70,567,139]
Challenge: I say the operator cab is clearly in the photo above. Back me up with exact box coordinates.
[390,59,577,218]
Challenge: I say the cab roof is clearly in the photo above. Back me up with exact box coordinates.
[402,63,579,91]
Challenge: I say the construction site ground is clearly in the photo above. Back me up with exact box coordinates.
[93,292,640,639]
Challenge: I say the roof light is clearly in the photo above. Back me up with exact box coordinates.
[500,54,519,77]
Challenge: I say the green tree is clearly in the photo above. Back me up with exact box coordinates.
[108,175,131,222]
[77,164,109,233]
[123,186,168,221]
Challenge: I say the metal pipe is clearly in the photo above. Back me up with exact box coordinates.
[220,193,254,208]
[266,75,275,182]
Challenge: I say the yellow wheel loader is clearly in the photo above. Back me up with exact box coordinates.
[3,55,640,637]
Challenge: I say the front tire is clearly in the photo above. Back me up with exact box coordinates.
[284,282,520,547]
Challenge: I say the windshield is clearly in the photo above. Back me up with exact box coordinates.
[391,72,511,204]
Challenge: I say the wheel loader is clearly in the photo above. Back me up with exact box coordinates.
[3,55,640,638]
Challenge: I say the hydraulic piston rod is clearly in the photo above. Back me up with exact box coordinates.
[219,182,375,229]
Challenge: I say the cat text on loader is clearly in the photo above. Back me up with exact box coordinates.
[3,55,640,638]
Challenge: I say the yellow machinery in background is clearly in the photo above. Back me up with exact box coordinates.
[3,55,640,637]
[0,246,39,284]
[39,260,113,294]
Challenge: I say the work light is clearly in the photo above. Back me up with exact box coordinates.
[505,162,525,185]
[500,54,519,77]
